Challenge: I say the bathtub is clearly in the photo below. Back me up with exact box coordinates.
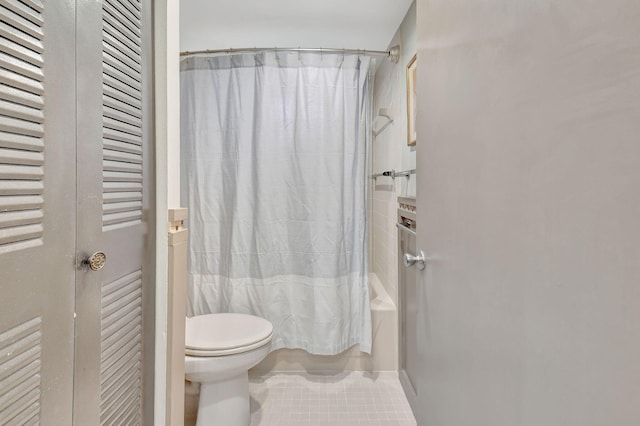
[251,273,398,373]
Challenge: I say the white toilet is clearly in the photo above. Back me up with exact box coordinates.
[185,313,273,426]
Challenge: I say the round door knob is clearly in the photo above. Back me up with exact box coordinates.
[403,251,426,270]
[84,251,106,271]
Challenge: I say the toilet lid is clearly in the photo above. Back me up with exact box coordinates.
[185,313,273,356]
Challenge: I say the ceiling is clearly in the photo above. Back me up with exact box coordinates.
[180,0,414,52]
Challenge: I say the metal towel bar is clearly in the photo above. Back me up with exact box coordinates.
[396,222,416,236]
[370,169,416,180]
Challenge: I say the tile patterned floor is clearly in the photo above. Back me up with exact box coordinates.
[249,372,417,426]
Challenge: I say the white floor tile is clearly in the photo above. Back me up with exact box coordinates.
[249,372,417,426]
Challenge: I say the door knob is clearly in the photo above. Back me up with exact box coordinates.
[83,251,106,271]
[403,251,426,270]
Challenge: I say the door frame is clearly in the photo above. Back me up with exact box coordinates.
[151,0,180,425]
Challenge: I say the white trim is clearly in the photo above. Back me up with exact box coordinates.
[153,0,181,424]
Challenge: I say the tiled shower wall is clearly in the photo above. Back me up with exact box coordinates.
[370,1,416,306]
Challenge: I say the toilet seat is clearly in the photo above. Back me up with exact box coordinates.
[185,313,273,357]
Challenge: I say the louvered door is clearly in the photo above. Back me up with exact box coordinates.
[74,0,152,425]
[0,0,153,424]
[0,1,76,425]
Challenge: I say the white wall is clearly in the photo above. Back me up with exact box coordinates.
[154,1,181,425]
[180,0,413,52]
[167,11,181,210]
[370,2,416,305]
[414,0,640,424]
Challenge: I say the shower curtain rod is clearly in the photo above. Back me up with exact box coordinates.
[180,45,401,63]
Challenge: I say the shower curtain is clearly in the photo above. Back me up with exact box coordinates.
[180,52,373,354]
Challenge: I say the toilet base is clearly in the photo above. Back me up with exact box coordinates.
[196,371,250,426]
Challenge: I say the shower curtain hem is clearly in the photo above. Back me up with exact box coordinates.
[270,338,372,356]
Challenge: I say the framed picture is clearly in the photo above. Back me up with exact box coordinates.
[406,54,417,146]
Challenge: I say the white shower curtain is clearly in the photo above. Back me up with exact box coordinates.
[180,52,373,354]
